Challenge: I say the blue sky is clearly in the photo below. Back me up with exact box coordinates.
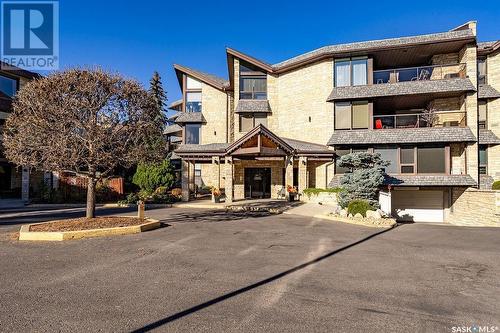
[59,0,500,104]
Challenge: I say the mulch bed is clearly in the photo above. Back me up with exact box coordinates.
[30,217,148,232]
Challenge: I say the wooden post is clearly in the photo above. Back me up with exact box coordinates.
[138,201,145,219]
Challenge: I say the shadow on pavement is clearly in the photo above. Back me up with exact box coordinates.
[130,224,398,333]
[159,210,274,224]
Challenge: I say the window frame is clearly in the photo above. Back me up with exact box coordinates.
[183,75,202,113]
[334,57,368,87]
[0,73,19,98]
[239,61,267,100]
[184,123,202,144]
[239,113,268,132]
[479,145,488,175]
[334,101,370,130]
[478,100,487,129]
[334,147,369,174]
[477,57,487,85]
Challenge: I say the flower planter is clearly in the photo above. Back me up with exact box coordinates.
[288,195,295,202]
[212,195,221,203]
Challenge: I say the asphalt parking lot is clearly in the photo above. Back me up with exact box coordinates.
[0,207,499,332]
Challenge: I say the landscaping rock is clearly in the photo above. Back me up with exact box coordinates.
[348,213,353,218]
[339,209,348,217]
[371,210,382,219]
[354,213,363,219]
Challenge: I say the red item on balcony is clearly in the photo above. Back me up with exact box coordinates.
[375,119,383,129]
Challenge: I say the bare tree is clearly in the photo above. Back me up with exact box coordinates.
[3,68,164,218]
[421,104,438,127]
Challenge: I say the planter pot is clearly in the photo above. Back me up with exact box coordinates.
[288,194,296,202]
[212,195,221,203]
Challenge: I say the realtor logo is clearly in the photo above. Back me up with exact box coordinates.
[1,0,59,70]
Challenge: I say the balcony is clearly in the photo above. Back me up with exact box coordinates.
[373,63,466,84]
[373,111,466,130]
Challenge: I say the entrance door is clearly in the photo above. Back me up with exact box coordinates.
[244,168,271,199]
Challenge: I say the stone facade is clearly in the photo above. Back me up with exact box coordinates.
[200,82,228,144]
[448,187,500,226]
[485,50,500,180]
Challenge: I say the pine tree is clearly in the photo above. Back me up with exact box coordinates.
[149,71,167,130]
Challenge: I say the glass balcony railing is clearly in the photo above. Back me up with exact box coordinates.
[373,63,466,84]
[373,111,466,129]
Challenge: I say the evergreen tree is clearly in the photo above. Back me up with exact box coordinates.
[147,71,168,157]
[337,152,389,208]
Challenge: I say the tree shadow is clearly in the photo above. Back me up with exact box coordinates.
[130,224,398,332]
[159,210,274,224]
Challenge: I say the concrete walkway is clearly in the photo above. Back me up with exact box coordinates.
[284,202,335,218]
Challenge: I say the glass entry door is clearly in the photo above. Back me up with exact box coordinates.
[244,168,271,199]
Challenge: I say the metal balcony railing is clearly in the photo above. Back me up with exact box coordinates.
[373,63,467,84]
[373,111,467,129]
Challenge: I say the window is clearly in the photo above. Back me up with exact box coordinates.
[400,147,415,174]
[479,145,487,175]
[334,101,369,130]
[479,100,487,129]
[239,61,267,100]
[0,74,18,97]
[185,124,201,144]
[186,92,202,112]
[239,113,268,132]
[334,58,367,87]
[240,77,267,99]
[335,148,368,174]
[194,164,202,177]
[417,147,446,173]
[374,148,398,174]
[477,58,487,84]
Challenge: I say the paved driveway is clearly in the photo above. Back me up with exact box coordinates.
[0,208,499,332]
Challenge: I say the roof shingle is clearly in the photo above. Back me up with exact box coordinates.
[174,112,206,124]
[235,100,272,113]
[328,127,477,146]
[478,84,500,99]
[479,130,500,145]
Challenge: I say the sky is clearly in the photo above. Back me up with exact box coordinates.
[58,0,500,105]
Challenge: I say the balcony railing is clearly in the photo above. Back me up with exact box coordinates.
[373,111,466,129]
[373,63,466,84]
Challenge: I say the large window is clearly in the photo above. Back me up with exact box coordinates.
[335,148,367,174]
[479,100,487,129]
[239,62,267,100]
[334,101,369,130]
[477,58,487,84]
[0,74,18,97]
[400,147,416,174]
[185,124,201,144]
[335,58,367,87]
[186,92,202,113]
[239,113,268,132]
[479,145,488,175]
[417,147,446,173]
[374,148,398,174]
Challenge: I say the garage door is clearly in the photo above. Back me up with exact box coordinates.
[392,190,444,223]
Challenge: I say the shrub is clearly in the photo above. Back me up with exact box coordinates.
[338,152,389,208]
[303,187,343,198]
[132,160,175,194]
[347,199,374,217]
[492,181,500,190]
[124,192,139,204]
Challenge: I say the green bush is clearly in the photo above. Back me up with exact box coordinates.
[492,181,500,190]
[303,187,343,198]
[132,160,175,194]
[347,199,374,217]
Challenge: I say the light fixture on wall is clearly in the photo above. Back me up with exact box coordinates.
[309,116,311,122]
[214,130,217,136]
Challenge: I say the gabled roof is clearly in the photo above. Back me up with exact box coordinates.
[0,61,41,79]
[173,64,229,91]
[226,124,294,155]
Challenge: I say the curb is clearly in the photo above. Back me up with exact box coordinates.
[18,217,161,241]
[313,214,396,228]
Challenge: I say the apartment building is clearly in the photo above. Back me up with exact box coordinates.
[166,21,500,223]
[0,63,42,202]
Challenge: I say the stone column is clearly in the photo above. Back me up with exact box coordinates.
[298,156,308,194]
[188,161,195,193]
[212,156,220,188]
[21,166,30,202]
[285,156,294,198]
[181,160,190,202]
[225,157,233,203]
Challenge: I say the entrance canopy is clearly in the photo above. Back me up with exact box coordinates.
[175,124,334,160]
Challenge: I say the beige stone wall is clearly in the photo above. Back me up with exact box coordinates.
[448,188,500,226]
[451,143,467,175]
[199,162,224,188]
[233,58,241,141]
[459,43,479,182]
[200,83,228,144]
[431,53,459,65]
[486,50,500,180]
[273,60,334,145]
